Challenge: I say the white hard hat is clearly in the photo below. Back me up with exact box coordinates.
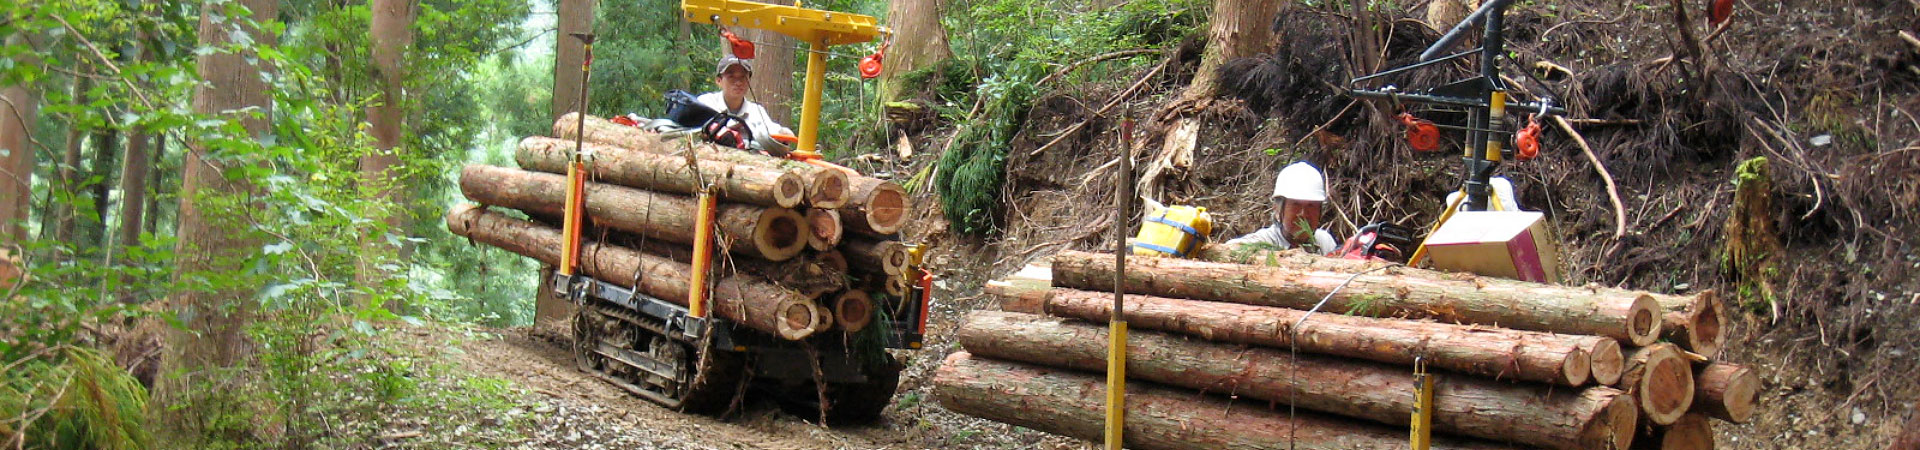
[1272,162,1327,202]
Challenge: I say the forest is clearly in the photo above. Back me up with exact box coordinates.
[3,0,1918,448]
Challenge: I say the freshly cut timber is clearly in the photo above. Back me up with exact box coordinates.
[553,113,850,208]
[624,239,847,299]
[841,236,908,276]
[445,204,824,340]
[459,164,807,261]
[831,290,874,332]
[840,176,909,235]
[516,136,806,208]
[1654,290,1727,359]
[1619,343,1696,426]
[803,209,842,251]
[1633,413,1713,450]
[1041,288,1611,386]
[1050,250,1663,345]
[957,311,1639,450]
[1693,362,1759,423]
[931,352,1518,450]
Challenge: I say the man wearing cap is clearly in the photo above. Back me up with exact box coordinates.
[1227,161,1340,254]
[697,55,795,153]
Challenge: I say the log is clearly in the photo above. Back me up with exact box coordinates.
[831,290,874,332]
[957,311,1639,450]
[460,164,807,261]
[1198,244,1694,349]
[1632,413,1713,450]
[1042,288,1607,386]
[626,239,846,299]
[1051,249,1663,345]
[552,113,850,208]
[444,204,823,340]
[1654,290,1727,359]
[516,136,805,209]
[841,176,909,235]
[932,352,1518,450]
[841,236,908,276]
[882,274,910,299]
[803,208,842,251]
[1619,343,1696,426]
[983,264,1053,314]
[1693,362,1759,423]
[1588,337,1627,386]
[813,249,847,274]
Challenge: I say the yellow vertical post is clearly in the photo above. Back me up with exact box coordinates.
[560,160,585,276]
[795,36,828,159]
[1486,90,1507,161]
[688,188,718,318]
[1411,357,1434,450]
[1104,117,1134,450]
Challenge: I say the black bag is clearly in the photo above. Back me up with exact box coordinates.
[663,90,719,128]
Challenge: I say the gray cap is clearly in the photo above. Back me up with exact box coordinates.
[716,55,753,76]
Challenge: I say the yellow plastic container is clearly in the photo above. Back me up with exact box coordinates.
[1131,204,1213,258]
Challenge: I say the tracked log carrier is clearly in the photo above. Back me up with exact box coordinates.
[450,0,922,423]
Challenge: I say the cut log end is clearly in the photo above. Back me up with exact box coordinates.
[884,275,911,299]
[804,209,843,251]
[753,208,809,262]
[857,182,909,235]
[778,300,821,340]
[1686,290,1727,359]
[1627,344,1696,426]
[1698,363,1759,423]
[772,172,807,208]
[1646,413,1714,450]
[1628,294,1663,346]
[1594,390,1641,450]
[808,169,850,209]
[833,290,874,332]
[882,243,910,276]
[1588,338,1626,386]
[1563,347,1594,387]
[815,250,848,273]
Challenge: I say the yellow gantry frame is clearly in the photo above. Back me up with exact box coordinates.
[682,0,885,159]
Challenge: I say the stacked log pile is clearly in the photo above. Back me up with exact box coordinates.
[940,245,1760,449]
[446,115,918,339]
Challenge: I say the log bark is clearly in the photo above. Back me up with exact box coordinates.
[932,352,1517,450]
[1693,362,1758,423]
[552,113,848,207]
[1619,343,1696,426]
[1042,288,1606,386]
[517,136,806,208]
[1633,413,1713,450]
[445,205,822,339]
[1052,249,1663,345]
[957,311,1638,450]
[841,176,909,235]
[841,236,908,276]
[460,164,807,261]
[803,208,842,251]
[624,237,847,299]
[1655,290,1726,359]
[831,290,873,332]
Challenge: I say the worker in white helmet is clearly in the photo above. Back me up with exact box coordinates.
[1226,161,1341,254]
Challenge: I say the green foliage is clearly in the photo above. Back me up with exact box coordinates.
[0,346,152,449]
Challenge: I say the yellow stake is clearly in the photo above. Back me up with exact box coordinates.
[1411,357,1434,450]
[1105,320,1128,450]
[1486,90,1507,161]
[688,188,718,318]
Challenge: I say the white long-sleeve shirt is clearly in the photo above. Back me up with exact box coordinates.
[1225,224,1340,256]
[695,92,794,150]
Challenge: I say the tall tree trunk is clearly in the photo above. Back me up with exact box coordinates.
[880,0,953,101]
[50,76,90,245]
[361,0,417,303]
[0,33,42,242]
[157,0,279,434]
[87,126,121,253]
[142,134,165,237]
[740,2,796,125]
[117,38,153,296]
[1182,0,1279,102]
[553,0,596,120]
